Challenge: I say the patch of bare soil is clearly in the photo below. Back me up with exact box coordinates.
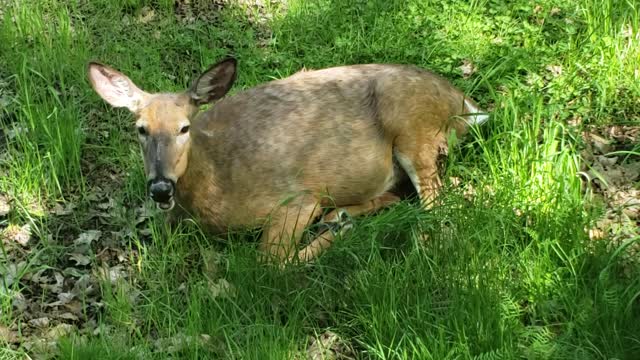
[289,331,355,360]
[175,0,286,24]
[0,184,154,355]
[175,0,287,47]
[174,0,226,24]
[581,124,640,274]
[1,99,151,357]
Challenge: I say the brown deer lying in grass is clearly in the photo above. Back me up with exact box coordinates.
[87,57,488,263]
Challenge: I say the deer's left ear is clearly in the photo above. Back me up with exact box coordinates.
[188,57,237,106]
[88,62,150,113]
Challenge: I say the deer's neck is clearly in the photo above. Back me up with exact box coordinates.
[174,146,226,232]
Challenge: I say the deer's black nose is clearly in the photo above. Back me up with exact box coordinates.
[148,178,174,203]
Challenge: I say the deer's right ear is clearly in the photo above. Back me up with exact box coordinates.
[189,57,237,106]
[87,62,149,113]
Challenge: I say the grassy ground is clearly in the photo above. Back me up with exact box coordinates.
[1,0,639,358]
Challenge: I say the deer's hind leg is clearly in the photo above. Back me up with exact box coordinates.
[259,200,323,264]
[296,192,401,262]
[392,133,447,209]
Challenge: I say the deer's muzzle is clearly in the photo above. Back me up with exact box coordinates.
[148,178,175,211]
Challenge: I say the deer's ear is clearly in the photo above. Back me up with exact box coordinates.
[87,62,149,112]
[189,57,237,106]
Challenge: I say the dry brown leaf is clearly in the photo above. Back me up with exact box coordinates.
[568,116,582,127]
[28,268,49,284]
[208,278,236,299]
[583,132,612,154]
[85,190,103,203]
[63,300,84,317]
[153,333,212,354]
[51,202,75,216]
[12,292,27,313]
[42,272,65,294]
[72,274,96,296]
[587,157,639,191]
[80,319,97,334]
[611,189,640,220]
[74,230,101,247]
[5,124,28,140]
[45,323,75,340]
[96,246,126,264]
[459,59,477,78]
[95,264,126,284]
[26,201,46,218]
[137,6,156,24]
[47,292,75,307]
[448,177,462,187]
[28,317,50,328]
[622,161,640,180]
[607,125,638,143]
[2,223,31,246]
[69,253,91,266]
[0,325,19,344]
[96,198,115,210]
[546,64,563,77]
[92,324,112,336]
[22,338,58,357]
[588,227,606,240]
[306,331,355,360]
[201,248,223,280]
[597,155,617,167]
[2,261,26,289]
[623,207,639,220]
[0,193,10,216]
[58,312,79,321]
[63,267,86,278]
[138,228,152,237]
[135,204,152,224]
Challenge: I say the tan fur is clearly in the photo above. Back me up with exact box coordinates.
[137,94,197,182]
[88,59,488,263]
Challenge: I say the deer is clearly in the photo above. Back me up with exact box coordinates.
[87,57,488,263]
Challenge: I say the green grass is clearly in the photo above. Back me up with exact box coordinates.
[1,0,639,358]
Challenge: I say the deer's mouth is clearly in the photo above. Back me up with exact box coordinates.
[148,178,176,212]
[156,198,175,211]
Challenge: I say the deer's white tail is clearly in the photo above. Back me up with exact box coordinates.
[464,98,490,126]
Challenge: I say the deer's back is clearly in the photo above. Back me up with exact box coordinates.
[184,64,466,225]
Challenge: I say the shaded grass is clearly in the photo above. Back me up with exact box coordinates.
[1,0,639,359]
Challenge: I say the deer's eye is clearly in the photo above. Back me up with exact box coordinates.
[179,125,190,134]
[137,126,148,136]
